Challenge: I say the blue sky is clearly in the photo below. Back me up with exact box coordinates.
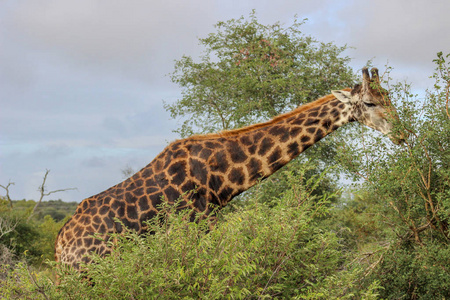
[1,0,449,202]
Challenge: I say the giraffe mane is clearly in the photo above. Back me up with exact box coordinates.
[186,89,350,141]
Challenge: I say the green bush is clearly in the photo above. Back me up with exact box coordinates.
[0,166,380,299]
[337,53,450,298]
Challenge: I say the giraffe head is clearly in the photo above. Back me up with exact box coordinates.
[332,67,406,144]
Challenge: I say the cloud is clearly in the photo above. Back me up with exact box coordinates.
[1,0,448,202]
[6,0,217,82]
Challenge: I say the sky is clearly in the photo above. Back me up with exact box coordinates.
[1,0,449,203]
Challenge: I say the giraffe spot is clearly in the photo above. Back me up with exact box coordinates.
[248,144,257,155]
[211,151,229,173]
[331,108,339,118]
[189,144,203,156]
[123,218,140,231]
[247,158,263,181]
[181,181,196,193]
[338,103,345,109]
[99,205,109,215]
[228,167,245,185]
[140,210,157,223]
[240,135,252,146]
[332,125,340,131]
[103,196,112,205]
[93,238,102,246]
[150,192,164,209]
[252,131,264,142]
[197,148,211,160]
[155,175,169,190]
[208,192,220,207]
[258,137,274,156]
[76,207,82,214]
[135,179,144,186]
[314,129,324,143]
[289,127,302,137]
[111,200,124,212]
[304,118,320,126]
[105,214,115,229]
[80,215,91,225]
[168,161,187,185]
[309,111,319,117]
[291,118,304,126]
[173,149,188,158]
[84,237,93,248]
[115,222,123,233]
[287,142,300,157]
[115,188,125,197]
[227,141,248,163]
[99,224,106,232]
[76,239,83,247]
[205,141,220,149]
[141,168,153,178]
[307,127,316,134]
[146,186,159,194]
[300,135,311,144]
[319,112,328,118]
[269,126,290,142]
[93,216,101,224]
[302,144,312,152]
[117,206,125,218]
[164,150,174,168]
[171,141,182,151]
[322,119,332,131]
[218,186,234,202]
[125,192,137,204]
[190,158,208,185]
[126,205,138,220]
[154,159,163,172]
[138,196,150,212]
[268,147,283,171]
[82,201,88,211]
[209,174,224,191]
[133,188,144,197]
[164,186,181,202]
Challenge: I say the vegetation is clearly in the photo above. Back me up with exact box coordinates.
[1,13,449,299]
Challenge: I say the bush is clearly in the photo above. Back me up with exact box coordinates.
[0,166,380,299]
[337,53,450,298]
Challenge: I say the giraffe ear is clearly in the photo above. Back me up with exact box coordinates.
[332,90,352,103]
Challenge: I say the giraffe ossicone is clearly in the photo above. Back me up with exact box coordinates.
[55,67,405,269]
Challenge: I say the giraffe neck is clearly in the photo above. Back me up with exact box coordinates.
[212,93,353,206]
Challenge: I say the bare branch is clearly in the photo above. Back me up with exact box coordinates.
[0,181,15,209]
[0,216,19,239]
[27,170,77,222]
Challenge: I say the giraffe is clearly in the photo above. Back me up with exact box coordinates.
[55,67,405,269]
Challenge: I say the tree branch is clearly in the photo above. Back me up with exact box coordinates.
[27,170,77,222]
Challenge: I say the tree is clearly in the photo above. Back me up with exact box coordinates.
[27,169,76,222]
[336,53,450,298]
[165,11,356,137]
[165,12,357,202]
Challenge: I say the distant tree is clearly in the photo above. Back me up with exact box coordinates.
[166,11,356,137]
[27,169,76,222]
[0,181,15,209]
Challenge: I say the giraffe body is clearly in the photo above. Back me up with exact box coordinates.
[55,68,405,268]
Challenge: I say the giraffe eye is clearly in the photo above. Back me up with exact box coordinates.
[364,102,376,108]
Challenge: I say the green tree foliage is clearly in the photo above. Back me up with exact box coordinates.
[166,12,356,203]
[165,11,355,137]
[0,198,74,267]
[337,53,450,298]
